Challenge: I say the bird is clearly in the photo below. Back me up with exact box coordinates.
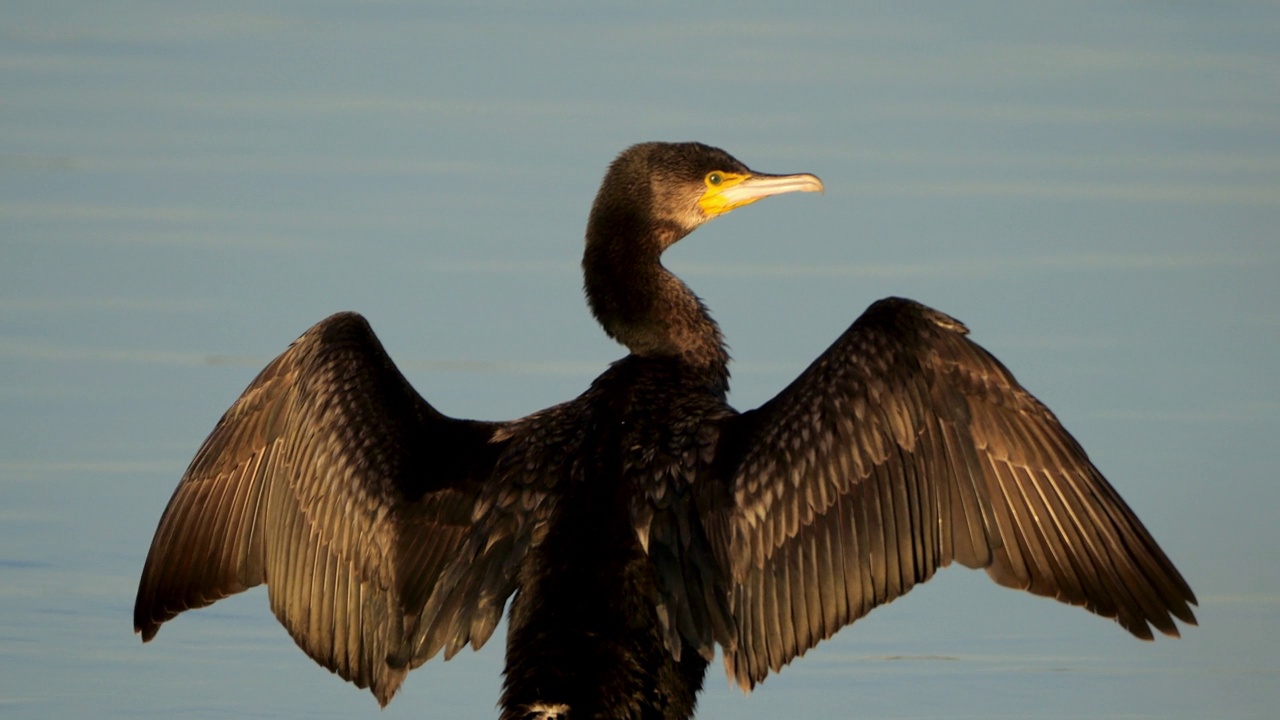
[134,141,1196,720]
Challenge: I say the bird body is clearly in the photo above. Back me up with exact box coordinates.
[135,142,1195,719]
[499,356,728,719]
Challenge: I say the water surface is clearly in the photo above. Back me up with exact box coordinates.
[2,3,1277,718]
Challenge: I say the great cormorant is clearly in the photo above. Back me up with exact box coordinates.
[134,142,1196,720]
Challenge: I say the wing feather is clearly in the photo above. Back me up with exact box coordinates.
[710,297,1197,689]
[133,312,521,705]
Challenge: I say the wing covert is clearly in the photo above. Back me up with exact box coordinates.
[709,297,1197,689]
[133,312,515,704]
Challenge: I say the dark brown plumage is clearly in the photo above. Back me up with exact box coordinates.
[135,141,1196,719]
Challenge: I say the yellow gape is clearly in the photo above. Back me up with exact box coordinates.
[697,170,824,218]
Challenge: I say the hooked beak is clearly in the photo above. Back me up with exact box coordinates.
[698,172,824,218]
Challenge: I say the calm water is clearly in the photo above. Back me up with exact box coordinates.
[3,3,1277,718]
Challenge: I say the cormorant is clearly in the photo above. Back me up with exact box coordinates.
[134,142,1196,720]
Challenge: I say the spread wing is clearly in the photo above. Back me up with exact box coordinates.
[134,312,533,705]
[706,297,1197,689]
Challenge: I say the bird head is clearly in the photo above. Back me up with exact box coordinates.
[589,142,824,251]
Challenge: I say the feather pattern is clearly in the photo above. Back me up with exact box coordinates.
[133,312,528,705]
[704,297,1197,689]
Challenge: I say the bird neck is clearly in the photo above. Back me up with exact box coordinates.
[583,218,728,370]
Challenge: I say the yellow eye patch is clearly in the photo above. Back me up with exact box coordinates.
[697,172,754,217]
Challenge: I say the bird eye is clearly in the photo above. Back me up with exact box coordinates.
[707,172,723,186]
